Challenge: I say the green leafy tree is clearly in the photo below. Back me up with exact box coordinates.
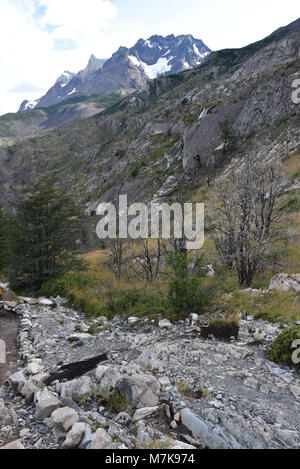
[8,178,85,293]
[0,206,14,273]
[168,254,212,315]
[219,118,236,154]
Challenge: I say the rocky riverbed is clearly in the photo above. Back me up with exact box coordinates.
[0,293,300,450]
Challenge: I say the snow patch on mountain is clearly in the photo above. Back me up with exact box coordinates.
[68,88,77,96]
[129,55,173,78]
[145,39,154,48]
[24,100,38,111]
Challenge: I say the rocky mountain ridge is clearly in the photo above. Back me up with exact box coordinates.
[19,34,211,111]
[0,18,299,211]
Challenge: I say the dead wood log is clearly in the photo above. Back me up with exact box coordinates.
[44,332,184,386]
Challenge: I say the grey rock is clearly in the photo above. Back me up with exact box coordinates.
[115,412,131,425]
[90,428,112,449]
[61,376,93,403]
[78,424,93,449]
[8,371,26,394]
[35,388,60,420]
[51,407,79,431]
[158,319,172,328]
[269,273,300,292]
[133,406,159,422]
[63,422,86,449]
[117,374,160,409]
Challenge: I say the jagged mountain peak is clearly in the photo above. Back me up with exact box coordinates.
[128,33,211,78]
[18,33,210,111]
[86,55,107,73]
[55,71,75,86]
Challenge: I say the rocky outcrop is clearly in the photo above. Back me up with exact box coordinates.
[269,273,300,292]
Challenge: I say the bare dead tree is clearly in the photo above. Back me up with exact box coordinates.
[105,238,125,279]
[208,154,288,286]
[130,239,162,282]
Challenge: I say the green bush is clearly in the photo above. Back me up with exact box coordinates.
[101,289,171,320]
[168,254,212,315]
[100,388,131,415]
[183,113,196,127]
[268,326,300,369]
[39,272,88,299]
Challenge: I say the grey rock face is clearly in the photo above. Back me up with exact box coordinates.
[181,408,233,449]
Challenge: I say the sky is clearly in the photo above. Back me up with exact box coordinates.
[0,0,299,116]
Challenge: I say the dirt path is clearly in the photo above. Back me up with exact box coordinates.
[0,293,19,386]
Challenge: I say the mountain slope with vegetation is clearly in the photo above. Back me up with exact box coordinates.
[0,18,299,208]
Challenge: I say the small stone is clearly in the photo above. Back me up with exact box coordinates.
[78,424,93,450]
[20,380,39,403]
[190,313,199,325]
[27,361,45,375]
[253,331,266,342]
[115,412,131,425]
[158,376,171,387]
[132,406,159,422]
[39,298,54,306]
[159,319,172,328]
[128,317,140,325]
[19,428,31,438]
[90,428,112,449]
[170,420,177,430]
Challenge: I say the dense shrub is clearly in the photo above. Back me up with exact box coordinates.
[268,326,300,369]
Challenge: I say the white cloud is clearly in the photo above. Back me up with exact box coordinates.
[0,0,299,116]
[0,0,117,115]
[40,0,117,39]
